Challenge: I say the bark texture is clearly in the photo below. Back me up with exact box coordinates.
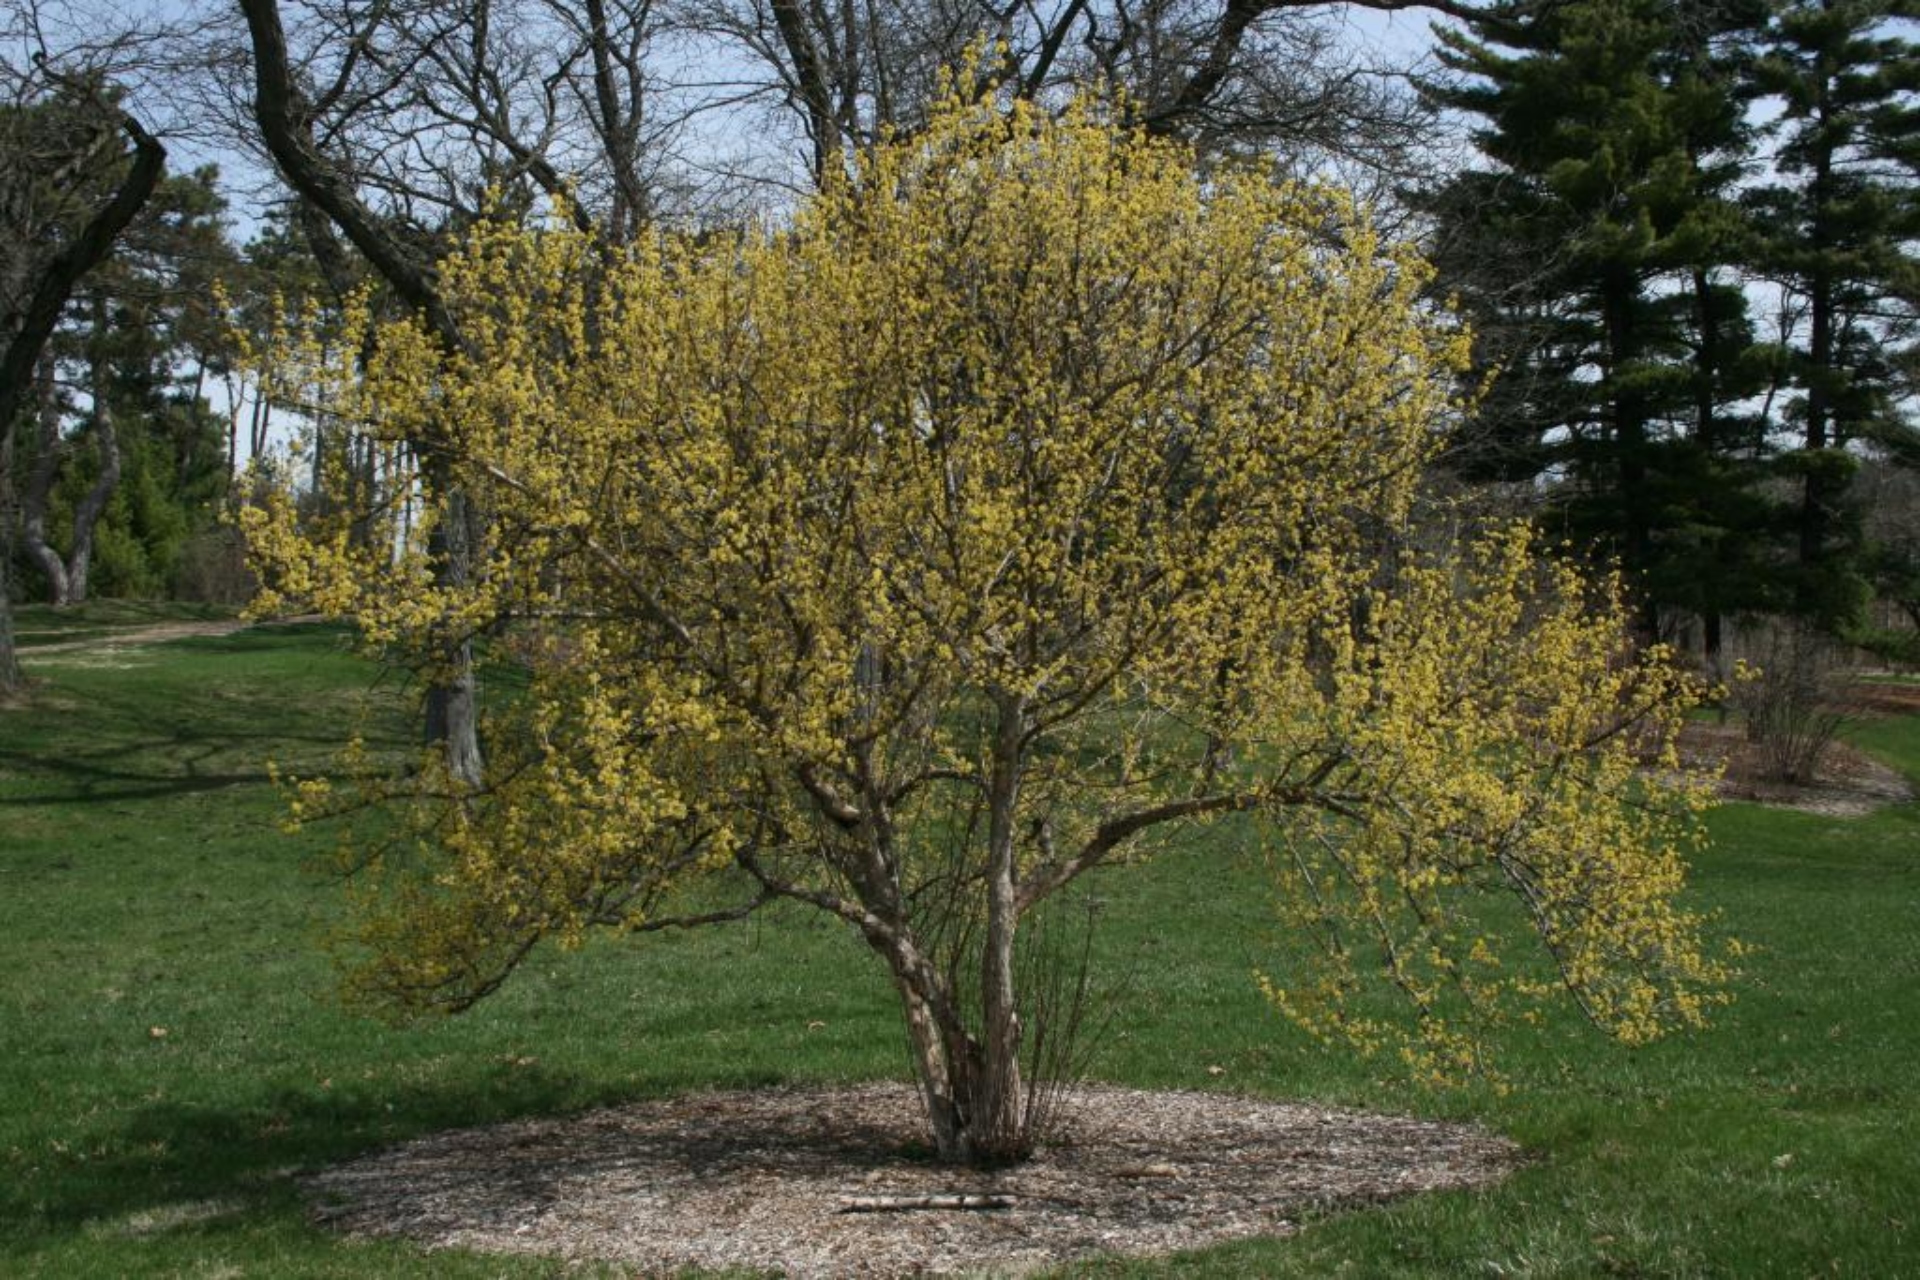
[240,0,484,784]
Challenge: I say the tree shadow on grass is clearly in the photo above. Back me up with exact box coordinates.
[9,1065,800,1242]
[1,631,410,807]
[0,742,391,806]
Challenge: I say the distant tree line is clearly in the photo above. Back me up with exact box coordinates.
[1422,0,1918,668]
[2,0,1915,699]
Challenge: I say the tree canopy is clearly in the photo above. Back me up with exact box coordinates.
[247,87,1730,1165]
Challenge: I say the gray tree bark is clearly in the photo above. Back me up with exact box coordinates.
[0,80,160,659]
[21,305,121,608]
[240,0,484,784]
[0,428,21,695]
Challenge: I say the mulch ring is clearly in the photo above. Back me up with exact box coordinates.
[1677,721,1913,818]
[305,1082,1522,1277]
[1850,681,1920,716]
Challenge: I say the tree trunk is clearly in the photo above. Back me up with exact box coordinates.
[1691,266,1723,679]
[63,294,123,607]
[0,432,22,695]
[0,557,20,695]
[975,690,1028,1157]
[1801,247,1833,598]
[892,972,969,1158]
[242,0,484,785]
[21,306,124,609]
[1603,268,1656,639]
[422,479,483,785]
[22,358,72,606]
[249,387,270,465]
[1797,44,1839,623]
[1703,609,1724,686]
[0,105,162,449]
[887,955,1029,1166]
[879,691,1032,1167]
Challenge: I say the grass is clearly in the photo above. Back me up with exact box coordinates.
[2,624,1916,1277]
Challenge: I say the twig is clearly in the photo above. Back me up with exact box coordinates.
[836,1193,1015,1214]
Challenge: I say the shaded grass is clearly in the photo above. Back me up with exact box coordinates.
[1,623,1916,1276]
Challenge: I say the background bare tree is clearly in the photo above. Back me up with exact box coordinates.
[223,0,690,782]
[679,0,1484,198]
[1,0,167,688]
[201,0,1528,782]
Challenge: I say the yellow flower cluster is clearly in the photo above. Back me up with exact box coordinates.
[243,82,1728,1071]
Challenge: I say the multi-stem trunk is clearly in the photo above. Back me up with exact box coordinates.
[21,357,70,604]
[879,690,1030,1166]
[885,944,1029,1166]
[22,337,120,609]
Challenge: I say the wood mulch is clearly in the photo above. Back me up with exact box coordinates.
[1850,681,1920,717]
[305,1082,1521,1276]
[1677,721,1913,818]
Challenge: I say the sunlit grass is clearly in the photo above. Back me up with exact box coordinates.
[2,623,1915,1276]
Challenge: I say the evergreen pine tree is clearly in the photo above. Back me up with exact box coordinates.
[1421,0,1781,650]
[1748,0,1919,634]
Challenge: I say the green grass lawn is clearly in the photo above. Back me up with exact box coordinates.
[2,625,1916,1277]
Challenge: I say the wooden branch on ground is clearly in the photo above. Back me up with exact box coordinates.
[836,1194,1015,1213]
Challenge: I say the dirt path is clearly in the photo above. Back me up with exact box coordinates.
[21,615,319,656]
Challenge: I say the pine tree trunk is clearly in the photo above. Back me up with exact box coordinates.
[1798,42,1838,623]
[1603,269,1656,639]
[1691,266,1725,680]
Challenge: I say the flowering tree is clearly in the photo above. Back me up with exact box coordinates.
[247,88,1729,1166]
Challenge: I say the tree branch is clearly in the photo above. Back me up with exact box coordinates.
[0,92,163,443]
[238,0,466,351]
[1015,790,1261,911]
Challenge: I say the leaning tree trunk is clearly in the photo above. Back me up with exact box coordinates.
[243,0,483,785]
[0,101,162,463]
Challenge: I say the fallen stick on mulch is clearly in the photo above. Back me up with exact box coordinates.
[837,1193,1015,1213]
